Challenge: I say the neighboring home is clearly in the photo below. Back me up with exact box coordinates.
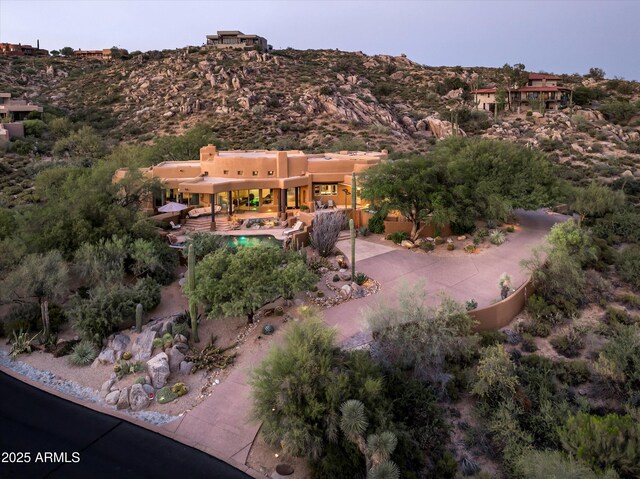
[73,48,125,60]
[472,73,571,113]
[0,41,48,57]
[0,93,43,121]
[115,146,387,229]
[205,31,270,52]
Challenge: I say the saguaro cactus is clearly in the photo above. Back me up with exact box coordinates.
[349,218,356,281]
[351,172,357,220]
[188,244,200,343]
[135,303,143,333]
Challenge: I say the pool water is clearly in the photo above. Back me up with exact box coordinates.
[227,235,282,248]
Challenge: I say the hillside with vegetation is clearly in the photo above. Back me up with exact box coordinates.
[1,47,640,479]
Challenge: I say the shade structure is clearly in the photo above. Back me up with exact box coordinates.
[158,201,188,213]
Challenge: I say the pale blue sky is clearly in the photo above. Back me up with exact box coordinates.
[1,0,638,80]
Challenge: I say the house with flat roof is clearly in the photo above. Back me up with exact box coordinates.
[0,93,43,121]
[205,31,270,52]
[73,48,125,60]
[472,73,571,112]
[0,42,48,57]
[116,146,387,230]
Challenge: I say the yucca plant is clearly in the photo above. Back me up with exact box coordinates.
[68,340,99,366]
[9,329,38,360]
[490,229,506,246]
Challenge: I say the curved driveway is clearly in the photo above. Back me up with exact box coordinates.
[327,209,568,344]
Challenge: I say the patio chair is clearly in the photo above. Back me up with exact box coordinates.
[169,221,181,230]
[283,220,304,236]
[315,200,325,210]
[327,199,336,209]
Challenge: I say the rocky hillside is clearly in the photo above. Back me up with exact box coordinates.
[1,47,639,178]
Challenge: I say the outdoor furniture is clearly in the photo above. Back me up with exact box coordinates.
[283,220,304,236]
[158,202,189,214]
[327,199,336,209]
[315,200,325,210]
[169,221,181,230]
[188,206,212,218]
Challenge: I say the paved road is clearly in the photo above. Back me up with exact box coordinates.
[0,372,251,479]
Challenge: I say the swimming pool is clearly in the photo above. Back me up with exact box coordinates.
[227,235,283,248]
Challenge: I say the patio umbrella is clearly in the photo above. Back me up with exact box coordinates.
[158,202,188,213]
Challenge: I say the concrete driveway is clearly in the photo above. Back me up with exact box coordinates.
[326,209,567,343]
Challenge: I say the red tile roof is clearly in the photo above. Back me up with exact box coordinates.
[471,88,496,93]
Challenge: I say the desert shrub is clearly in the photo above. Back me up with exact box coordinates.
[358,226,369,237]
[472,345,519,406]
[0,303,40,337]
[556,359,591,386]
[594,323,640,399]
[433,451,457,479]
[307,255,330,273]
[516,449,606,479]
[465,299,478,311]
[367,210,386,234]
[617,245,640,289]
[479,330,506,348]
[421,241,435,252]
[451,218,475,235]
[475,228,488,241]
[593,208,640,244]
[559,412,640,478]
[310,211,345,257]
[22,119,47,137]
[446,243,455,251]
[521,333,537,352]
[68,340,98,366]
[367,286,475,384]
[386,231,408,244]
[70,286,139,344]
[464,244,476,254]
[172,321,189,338]
[490,229,506,245]
[181,232,230,260]
[134,277,161,312]
[605,306,638,327]
[599,100,640,125]
[584,269,614,304]
[131,239,178,285]
[618,292,640,309]
[550,327,585,358]
[518,319,551,338]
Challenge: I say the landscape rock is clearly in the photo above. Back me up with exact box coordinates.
[142,384,155,396]
[132,329,157,361]
[146,352,170,389]
[100,378,116,398]
[351,283,366,299]
[168,346,186,373]
[105,390,120,406]
[179,361,194,375]
[173,342,189,354]
[340,284,352,299]
[109,334,131,351]
[96,348,116,365]
[173,334,187,344]
[400,240,416,249]
[116,387,130,410]
[129,384,150,411]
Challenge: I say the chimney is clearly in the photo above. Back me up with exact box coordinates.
[37,39,40,49]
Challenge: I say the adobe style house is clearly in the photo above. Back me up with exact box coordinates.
[116,146,387,229]
[0,93,43,121]
[472,73,571,112]
[73,49,126,60]
[206,31,270,52]
[0,41,48,57]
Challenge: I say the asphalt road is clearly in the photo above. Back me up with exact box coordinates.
[0,372,251,479]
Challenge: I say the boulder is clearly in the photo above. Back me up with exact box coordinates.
[111,334,130,352]
[339,272,352,281]
[179,361,194,375]
[532,111,544,118]
[100,378,116,398]
[129,384,150,411]
[168,346,186,373]
[400,240,415,249]
[351,283,366,299]
[174,342,189,354]
[96,348,116,365]
[142,384,155,397]
[457,236,466,241]
[116,387,130,410]
[173,334,187,344]
[132,329,157,362]
[105,390,120,406]
[340,284,352,299]
[146,352,170,389]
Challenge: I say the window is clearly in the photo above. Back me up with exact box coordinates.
[237,170,243,175]
[252,171,259,176]
[267,170,274,176]
[223,170,229,175]
[314,184,338,196]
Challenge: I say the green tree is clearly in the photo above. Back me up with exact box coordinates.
[60,47,74,57]
[1,251,69,340]
[189,244,316,324]
[182,232,230,260]
[588,67,606,80]
[50,50,60,57]
[52,125,106,162]
[571,183,625,225]
[360,156,455,241]
[74,236,128,286]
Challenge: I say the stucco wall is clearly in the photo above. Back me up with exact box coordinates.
[469,279,533,332]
